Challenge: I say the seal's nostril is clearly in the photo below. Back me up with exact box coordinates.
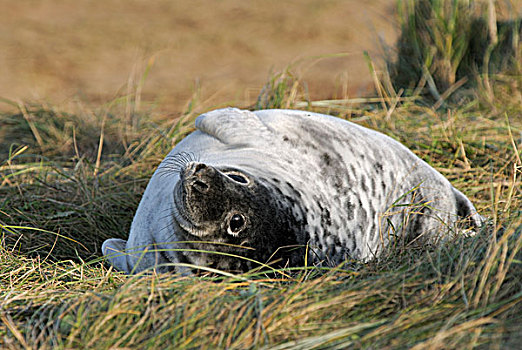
[184,162,215,179]
[194,163,207,174]
[192,180,209,192]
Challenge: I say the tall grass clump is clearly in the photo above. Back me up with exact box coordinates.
[390,0,521,102]
[255,69,307,110]
[1,0,521,349]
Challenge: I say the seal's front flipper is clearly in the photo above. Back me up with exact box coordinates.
[102,238,130,274]
[195,108,273,145]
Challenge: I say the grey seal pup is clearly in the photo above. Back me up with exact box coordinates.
[102,108,482,274]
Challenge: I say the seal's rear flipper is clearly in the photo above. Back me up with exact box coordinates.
[452,187,485,228]
[102,238,130,274]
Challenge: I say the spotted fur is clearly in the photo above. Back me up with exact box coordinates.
[102,108,483,274]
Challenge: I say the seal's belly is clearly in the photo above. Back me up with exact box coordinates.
[252,110,460,263]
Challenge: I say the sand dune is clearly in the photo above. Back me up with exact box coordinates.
[0,0,397,112]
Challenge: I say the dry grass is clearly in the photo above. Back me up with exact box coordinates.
[1,79,520,348]
[1,1,521,349]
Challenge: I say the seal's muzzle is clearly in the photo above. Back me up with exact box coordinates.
[183,162,214,193]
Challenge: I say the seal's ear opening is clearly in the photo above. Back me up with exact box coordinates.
[102,238,130,274]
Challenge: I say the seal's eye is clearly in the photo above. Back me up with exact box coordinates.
[228,214,246,235]
[226,173,249,184]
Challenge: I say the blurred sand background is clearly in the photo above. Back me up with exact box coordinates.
[1,0,399,113]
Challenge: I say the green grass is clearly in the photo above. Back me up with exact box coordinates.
[1,1,521,348]
[389,0,521,102]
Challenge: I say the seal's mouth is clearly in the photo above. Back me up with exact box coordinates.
[172,180,209,237]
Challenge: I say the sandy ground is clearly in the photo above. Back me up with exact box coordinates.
[0,0,399,113]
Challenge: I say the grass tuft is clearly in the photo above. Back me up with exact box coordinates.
[255,68,307,110]
[389,0,521,102]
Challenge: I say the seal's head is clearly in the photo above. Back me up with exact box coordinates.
[171,161,304,272]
